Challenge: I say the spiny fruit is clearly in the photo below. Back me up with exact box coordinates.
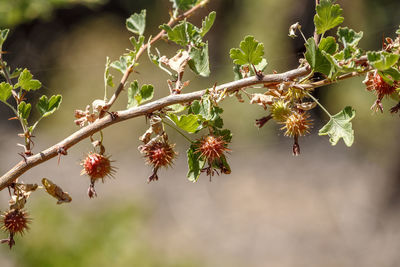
[81,152,115,182]
[196,135,230,162]
[1,209,30,235]
[142,140,176,169]
[281,112,312,137]
[364,71,397,99]
[271,100,291,122]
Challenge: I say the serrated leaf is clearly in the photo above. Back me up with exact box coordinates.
[319,106,355,147]
[188,42,210,77]
[367,51,400,71]
[200,11,216,37]
[314,0,344,35]
[381,67,400,82]
[397,26,400,35]
[0,82,12,103]
[36,94,62,118]
[318,36,338,55]
[0,29,9,49]
[129,35,145,52]
[18,101,31,120]
[305,37,333,76]
[337,27,363,47]
[168,113,201,133]
[160,21,202,46]
[15,68,42,91]
[127,81,154,108]
[111,56,128,74]
[170,0,198,11]
[126,10,146,35]
[167,104,187,114]
[229,35,264,66]
[187,144,206,182]
[10,68,22,79]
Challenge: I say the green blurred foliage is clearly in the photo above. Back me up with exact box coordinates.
[1,199,200,267]
[0,0,105,27]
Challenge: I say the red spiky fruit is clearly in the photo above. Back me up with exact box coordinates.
[196,135,230,162]
[1,209,30,235]
[142,140,176,169]
[364,71,397,99]
[81,152,114,182]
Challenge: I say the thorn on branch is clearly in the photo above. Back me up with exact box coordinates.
[18,153,28,164]
[252,64,264,80]
[107,111,119,121]
[57,146,68,165]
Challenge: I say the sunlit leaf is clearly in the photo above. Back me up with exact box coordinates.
[319,106,355,147]
[126,10,146,36]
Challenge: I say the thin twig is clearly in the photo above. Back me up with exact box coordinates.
[102,0,209,116]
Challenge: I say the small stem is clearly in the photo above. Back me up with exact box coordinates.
[298,28,308,43]
[305,91,332,118]
[102,1,209,116]
[313,0,320,44]
[162,119,193,143]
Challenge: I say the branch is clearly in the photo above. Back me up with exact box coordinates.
[102,0,210,115]
[0,65,311,190]
[0,62,372,191]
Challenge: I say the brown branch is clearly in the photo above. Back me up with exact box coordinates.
[0,65,311,190]
[0,63,372,191]
[102,0,210,115]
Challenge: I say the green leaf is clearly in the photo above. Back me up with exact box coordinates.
[0,29,9,49]
[319,106,355,147]
[200,11,216,37]
[14,68,42,91]
[126,10,146,36]
[314,0,344,35]
[129,35,145,52]
[337,27,363,47]
[104,57,114,90]
[0,82,12,103]
[367,51,400,71]
[18,101,31,121]
[127,81,154,108]
[111,55,134,74]
[381,67,400,83]
[170,0,198,11]
[318,36,338,55]
[188,42,210,77]
[167,104,187,113]
[187,144,206,182]
[233,64,243,81]
[36,95,62,118]
[229,35,264,66]
[304,37,333,76]
[10,67,22,79]
[160,21,202,46]
[396,26,400,35]
[168,113,201,133]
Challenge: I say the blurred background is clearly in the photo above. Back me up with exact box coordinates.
[0,0,400,266]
